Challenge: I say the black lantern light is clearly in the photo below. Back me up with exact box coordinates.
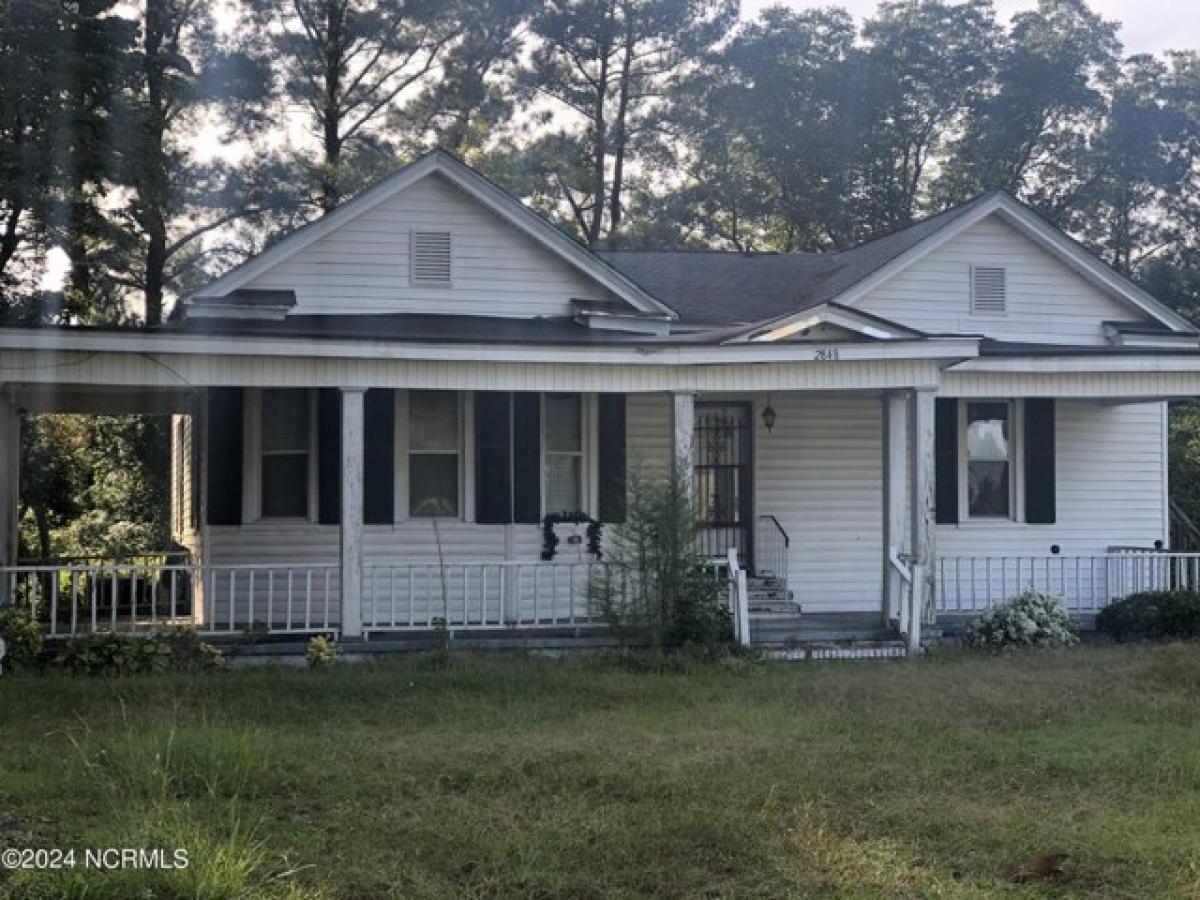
[761,397,777,433]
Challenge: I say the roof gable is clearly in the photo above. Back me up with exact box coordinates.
[192,150,674,320]
[834,194,1192,332]
[732,303,923,344]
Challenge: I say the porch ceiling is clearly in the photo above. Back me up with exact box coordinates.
[4,383,196,415]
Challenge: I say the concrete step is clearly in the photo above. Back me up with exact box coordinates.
[759,640,909,661]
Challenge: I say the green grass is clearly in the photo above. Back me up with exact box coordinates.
[3,645,1200,898]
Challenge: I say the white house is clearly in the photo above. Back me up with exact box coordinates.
[3,149,1200,650]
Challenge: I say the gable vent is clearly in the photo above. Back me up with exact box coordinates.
[971,265,1006,314]
[410,231,452,285]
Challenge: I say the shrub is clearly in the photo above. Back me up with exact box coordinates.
[0,604,44,670]
[963,590,1078,650]
[1,624,225,677]
[305,635,338,668]
[588,465,733,651]
[155,625,227,671]
[1096,590,1200,641]
[54,631,174,676]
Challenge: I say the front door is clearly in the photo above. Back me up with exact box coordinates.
[694,402,753,568]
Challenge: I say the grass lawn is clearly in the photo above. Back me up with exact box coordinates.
[2,645,1200,898]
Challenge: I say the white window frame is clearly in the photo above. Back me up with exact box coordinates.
[540,393,596,518]
[243,388,318,524]
[403,388,464,520]
[957,398,1024,524]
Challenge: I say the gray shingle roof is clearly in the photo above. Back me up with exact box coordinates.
[597,192,999,325]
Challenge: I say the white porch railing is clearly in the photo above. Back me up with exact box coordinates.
[361,560,615,631]
[935,551,1200,614]
[3,556,757,642]
[0,562,339,637]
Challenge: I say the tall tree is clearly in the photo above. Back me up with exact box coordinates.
[0,0,133,318]
[253,0,455,214]
[519,0,737,246]
[393,0,536,156]
[855,0,999,230]
[935,0,1121,207]
[672,6,861,251]
[1064,55,1199,274]
[107,0,277,324]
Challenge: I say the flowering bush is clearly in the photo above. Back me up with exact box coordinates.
[963,590,1078,650]
[305,635,338,668]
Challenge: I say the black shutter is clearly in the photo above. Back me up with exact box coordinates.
[512,392,541,523]
[598,394,626,523]
[317,389,341,524]
[363,389,395,524]
[475,392,512,523]
[205,387,243,527]
[1024,398,1056,524]
[935,398,959,525]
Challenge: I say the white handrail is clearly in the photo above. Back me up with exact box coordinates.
[726,548,750,646]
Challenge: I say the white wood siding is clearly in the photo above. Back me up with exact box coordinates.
[204,393,673,570]
[937,400,1168,556]
[243,174,606,317]
[857,215,1139,344]
[754,393,885,612]
[200,390,1169,616]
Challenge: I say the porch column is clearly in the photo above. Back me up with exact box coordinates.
[340,388,365,639]
[907,388,937,651]
[670,392,695,490]
[0,396,19,605]
[0,396,18,558]
[881,391,907,625]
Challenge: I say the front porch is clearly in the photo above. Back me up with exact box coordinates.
[2,329,1196,655]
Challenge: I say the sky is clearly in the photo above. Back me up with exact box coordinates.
[742,0,1200,55]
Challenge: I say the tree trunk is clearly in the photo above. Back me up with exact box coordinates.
[141,0,170,325]
[320,0,345,214]
[144,215,167,325]
[0,203,23,281]
[608,16,636,240]
[33,502,51,561]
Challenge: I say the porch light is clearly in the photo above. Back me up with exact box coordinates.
[761,399,777,433]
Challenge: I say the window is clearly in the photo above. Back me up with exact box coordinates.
[971,265,1006,314]
[544,393,583,513]
[260,389,310,518]
[964,401,1012,518]
[410,231,452,285]
[409,390,459,517]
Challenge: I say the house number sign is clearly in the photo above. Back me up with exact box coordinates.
[813,347,840,361]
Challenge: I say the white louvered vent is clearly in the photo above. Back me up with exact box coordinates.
[971,265,1006,314]
[410,231,452,286]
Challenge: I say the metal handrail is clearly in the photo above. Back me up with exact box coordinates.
[1170,500,1200,551]
[757,514,790,547]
